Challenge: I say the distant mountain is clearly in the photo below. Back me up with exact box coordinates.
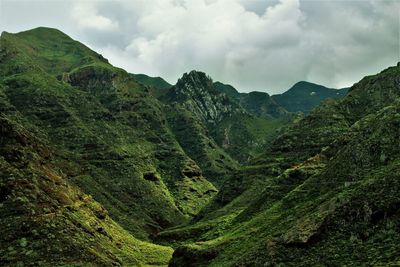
[214,81,288,118]
[272,81,348,113]
[240,91,287,118]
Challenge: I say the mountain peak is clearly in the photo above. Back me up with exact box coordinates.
[165,71,244,124]
[272,81,348,113]
[14,26,73,41]
[177,70,213,90]
[1,26,108,75]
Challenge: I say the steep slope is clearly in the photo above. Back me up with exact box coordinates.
[164,104,238,187]
[0,115,173,266]
[165,71,245,125]
[164,71,292,163]
[272,81,348,113]
[161,71,241,184]
[3,26,398,266]
[168,64,400,266]
[0,27,217,241]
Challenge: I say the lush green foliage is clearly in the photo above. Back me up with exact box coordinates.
[168,65,400,266]
[1,27,399,266]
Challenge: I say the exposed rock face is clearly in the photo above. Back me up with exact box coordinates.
[163,71,293,164]
[165,71,245,124]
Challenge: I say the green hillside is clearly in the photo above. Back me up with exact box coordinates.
[1,27,399,266]
[0,27,217,243]
[272,81,349,113]
[167,64,400,266]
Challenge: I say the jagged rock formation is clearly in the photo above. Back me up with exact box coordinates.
[165,71,245,125]
[163,71,292,163]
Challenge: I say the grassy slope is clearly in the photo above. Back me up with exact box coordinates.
[130,73,171,89]
[0,115,173,266]
[212,113,294,162]
[272,81,348,113]
[2,26,398,266]
[167,65,400,266]
[0,27,217,241]
[165,104,238,187]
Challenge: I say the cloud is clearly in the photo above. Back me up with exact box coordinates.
[71,2,119,32]
[0,0,398,93]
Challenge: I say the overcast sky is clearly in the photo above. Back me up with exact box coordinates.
[0,0,399,93]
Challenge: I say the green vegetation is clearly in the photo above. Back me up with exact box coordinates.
[168,65,400,266]
[272,81,348,113]
[0,27,218,264]
[163,70,294,163]
[1,27,399,266]
[130,73,172,90]
[130,73,172,98]
[0,116,173,266]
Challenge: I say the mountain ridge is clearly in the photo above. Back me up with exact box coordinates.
[0,27,399,266]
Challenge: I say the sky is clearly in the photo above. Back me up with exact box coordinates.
[0,0,399,94]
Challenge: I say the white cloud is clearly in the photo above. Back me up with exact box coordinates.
[71,1,119,31]
[1,0,398,93]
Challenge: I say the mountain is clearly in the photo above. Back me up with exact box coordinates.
[163,71,293,163]
[214,81,288,118]
[213,81,241,100]
[214,80,348,117]
[166,64,400,266]
[0,27,220,265]
[1,26,399,267]
[165,71,245,125]
[0,116,173,266]
[272,81,349,113]
[240,91,288,118]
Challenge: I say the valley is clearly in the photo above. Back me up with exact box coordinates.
[0,27,399,266]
